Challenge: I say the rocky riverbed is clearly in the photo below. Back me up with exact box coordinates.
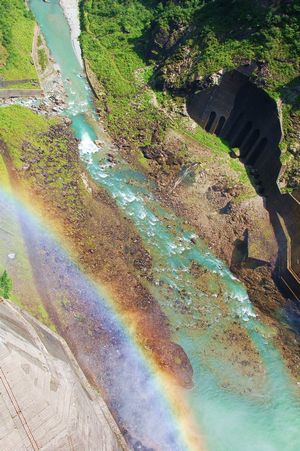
[138,127,300,380]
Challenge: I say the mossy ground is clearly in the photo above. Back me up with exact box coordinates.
[0,106,56,168]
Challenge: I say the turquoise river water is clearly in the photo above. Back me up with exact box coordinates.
[20,1,300,450]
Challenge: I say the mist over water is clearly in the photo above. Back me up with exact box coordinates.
[0,188,187,451]
[18,1,300,449]
[80,135,300,451]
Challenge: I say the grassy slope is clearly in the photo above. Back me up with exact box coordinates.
[0,106,85,219]
[0,0,38,83]
[153,0,299,96]
[80,0,167,147]
[0,106,55,167]
[0,106,69,331]
[80,0,299,187]
[154,0,300,160]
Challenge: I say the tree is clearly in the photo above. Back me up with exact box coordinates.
[0,270,12,299]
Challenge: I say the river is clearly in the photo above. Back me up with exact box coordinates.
[22,1,300,450]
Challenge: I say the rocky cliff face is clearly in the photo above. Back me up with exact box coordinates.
[146,0,300,190]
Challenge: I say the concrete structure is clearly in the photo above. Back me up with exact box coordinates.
[0,298,127,450]
[187,68,282,197]
[0,89,43,98]
[187,68,300,300]
[270,192,300,301]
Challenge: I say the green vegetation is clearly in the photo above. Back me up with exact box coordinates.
[149,1,299,95]
[37,34,42,47]
[80,0,299,104]
[80,0,167,147]
[0,105,86,221]
[0,106,54,169]
[184,125,230,155]
[0,154,10,186]
[38,47,47,72]
[81,0,299,185]
[0,270,12,299]
[182,124,251,186]
[0,0,37,83]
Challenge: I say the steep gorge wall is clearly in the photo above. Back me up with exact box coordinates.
[187,68,300,300]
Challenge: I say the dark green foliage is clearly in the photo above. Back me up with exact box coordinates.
[81,0,299,105]
[148,0,300,95]
[0,270,12,299]
[38,48,47,71]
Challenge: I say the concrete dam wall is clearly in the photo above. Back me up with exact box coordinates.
[0,298,127,451]
[187,69,300,301]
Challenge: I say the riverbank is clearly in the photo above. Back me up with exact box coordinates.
[148,128,300,379]
[19,0,300,385]
[1,23,67,115]
[60,0,83,65]
[0,105,194,389]
[77,7,300,380]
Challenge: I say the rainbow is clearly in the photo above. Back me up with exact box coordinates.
[0,163,204,451]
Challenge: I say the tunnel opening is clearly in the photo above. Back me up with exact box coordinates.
[246,137,268,166]
[215,116,226,136]
[225,112,244,143]
[205,111,217,132]
[233,121,253,148]
[240,129,260,159]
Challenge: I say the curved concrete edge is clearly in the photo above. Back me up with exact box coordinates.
[0,297,129,450]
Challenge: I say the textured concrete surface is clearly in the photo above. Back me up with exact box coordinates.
[0,299,127,451]
[187,68,282,196]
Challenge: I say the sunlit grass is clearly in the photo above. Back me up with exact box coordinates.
[0,17,37,82]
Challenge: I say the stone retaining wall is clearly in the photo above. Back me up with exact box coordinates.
[0,79,37,87]
[0,89,43,98]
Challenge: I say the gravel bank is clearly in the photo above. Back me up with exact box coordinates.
[60,0,83,66]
